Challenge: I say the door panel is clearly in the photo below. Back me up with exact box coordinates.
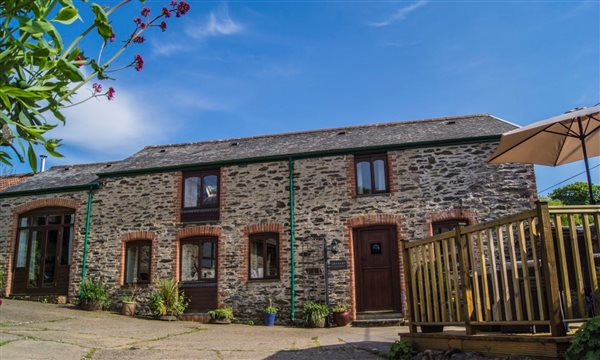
[354,227,401,312]
[180,237,218,312]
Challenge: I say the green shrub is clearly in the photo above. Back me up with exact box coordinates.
[388,340,412,360]
[332,304,348,312]
[80,279,108,305]
[150,279,187,317]
[264,298,278,314]
[302,302,329,324]
[567,316,600,360]
[209,306,234,321]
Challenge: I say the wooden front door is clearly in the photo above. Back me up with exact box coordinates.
[179,237,218,312]
[12,209,73,296]
[354,226,401,312]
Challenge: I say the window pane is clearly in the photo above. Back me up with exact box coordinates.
[202,175,218,206]
[34,216,45,226]
[373,159,387,191]
[266,238,278,277]
[16,230,28,267]
[48,215,61,225]
[138,244,150,282]
[184,176,200,208]
[61,226,73,265]
[28,231,42,288]
[19,216,28,227]
[43,230,58,287]
[200,241,215,279]
[250,240,264,279]
[126,245,138,283]
[356,161,372,195]
[64,214,74,225]
[181,243,199,281]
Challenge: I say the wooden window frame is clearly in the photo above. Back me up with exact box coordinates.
[124,240,152,285]
[431,219,470,235]
[248,233,280,281]
[181,170,220,222]
[354,153,389,195]
[179,237,217,283]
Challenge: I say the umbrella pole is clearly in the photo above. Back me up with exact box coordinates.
[577,117,596,204]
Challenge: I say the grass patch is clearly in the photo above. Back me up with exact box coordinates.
[310,336,321,347]
[81,348,97,360]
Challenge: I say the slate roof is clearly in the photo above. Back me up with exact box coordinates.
[103,114,516,174]
[0,162,115,194]
[0,114,517,194]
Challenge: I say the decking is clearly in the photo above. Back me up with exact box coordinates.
[399,202,600,359]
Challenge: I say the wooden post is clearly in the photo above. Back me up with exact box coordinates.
[536,201,566,337]
[400,240,417,333]
[456,224,475,335]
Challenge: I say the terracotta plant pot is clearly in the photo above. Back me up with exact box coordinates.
[333,311,351,327]
[121,302,137,316]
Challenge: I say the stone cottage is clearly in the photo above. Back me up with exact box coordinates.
[0,114,537,321]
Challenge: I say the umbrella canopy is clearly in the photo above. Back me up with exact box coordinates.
[489,106,600,203]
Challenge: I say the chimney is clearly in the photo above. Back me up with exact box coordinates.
[40,155,47,172]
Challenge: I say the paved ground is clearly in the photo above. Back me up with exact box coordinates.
[0,299,402,359]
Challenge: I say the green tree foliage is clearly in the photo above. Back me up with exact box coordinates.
[549,182,600,205]
[0,0,190,172]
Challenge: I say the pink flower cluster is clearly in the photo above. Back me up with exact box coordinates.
[92,83,115,101]
[134,54,144,71]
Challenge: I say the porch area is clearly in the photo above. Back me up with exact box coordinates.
[399,202,600,359]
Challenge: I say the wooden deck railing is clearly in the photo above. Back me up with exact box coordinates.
[401,202,600,336]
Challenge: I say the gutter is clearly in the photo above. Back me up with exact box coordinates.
[98,135,502,178]
[288,157,296,321]
[79,183,98,300]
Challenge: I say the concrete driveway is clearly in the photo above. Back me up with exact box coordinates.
[0,299,401,359]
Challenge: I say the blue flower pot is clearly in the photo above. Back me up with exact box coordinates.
[264,313,276,326]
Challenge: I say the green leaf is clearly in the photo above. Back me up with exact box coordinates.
[57,59,84,82]
[53,6,80,25]
[20,20,54,36]
[91,4,113,40]
[27,143,37,173]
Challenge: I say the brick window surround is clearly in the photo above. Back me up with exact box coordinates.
[241,224,289,284]
[119,231,158,286]
[345,214,405,320]
[425,209,477,236]
[4,198,81,297]
[346,153,398,198]
[174,226,224,305]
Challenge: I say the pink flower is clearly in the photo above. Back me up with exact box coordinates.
[74,54,85,68]
[133,54,144,71]
[162,7,171,17]
[107,87,115,101]
[176,1,190,17]
[160,21,167,32]
[109,33,116,42]
[141,7,151,17]
[92,83,102,93]
[133,17,142,25]
[170,0,177,6]
[133,35,145,43]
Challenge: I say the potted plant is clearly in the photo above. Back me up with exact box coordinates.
[332,304,351,327]
[121,286,139,316]
[150,279,187,321]
[264,298,278,326]
[79,278,108,311]
[208,306,234,324]
[302,301,329,328]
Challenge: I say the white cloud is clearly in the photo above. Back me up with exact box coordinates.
[51,85,165,158]
[186,7,243,39]
[368,0,428,27]
[151,41,190,57]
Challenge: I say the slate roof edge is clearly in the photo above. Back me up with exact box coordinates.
[99,134,503,178]
[142,113,498,150]
[0,183,100,198]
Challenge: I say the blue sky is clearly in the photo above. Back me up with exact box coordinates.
[15,0,600,195]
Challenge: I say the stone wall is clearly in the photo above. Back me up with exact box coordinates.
[0,140,536,322]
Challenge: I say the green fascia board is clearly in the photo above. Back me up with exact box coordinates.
[100,135,501,178]
[0,183,100,199]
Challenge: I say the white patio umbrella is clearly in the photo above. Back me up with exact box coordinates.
[489,106,600,204]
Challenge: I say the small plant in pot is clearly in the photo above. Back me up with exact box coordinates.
[121,286,139,316]
[332,304,351,327]
[302,301,329,328]
[150,279,187,321]
[208,306,234,324]
[79,278,108,311]
[264,298,278,326]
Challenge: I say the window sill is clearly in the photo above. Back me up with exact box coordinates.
[354,192,391,198]
[247,278,281,283]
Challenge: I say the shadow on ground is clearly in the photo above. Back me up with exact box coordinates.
[265,341,390,359]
